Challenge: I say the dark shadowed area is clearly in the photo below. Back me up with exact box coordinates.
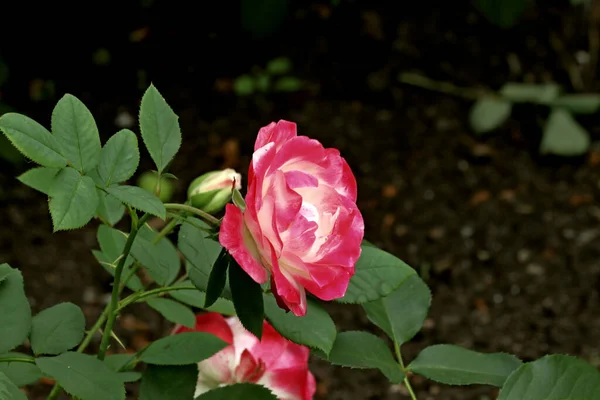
[1,1,600,399]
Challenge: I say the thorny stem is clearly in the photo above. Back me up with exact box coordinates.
[117,285,196,311]
[47,217,149,400]
[164,203,221,227]
[398,72,487,101]
[394,342,417,400]
[97,212,151,361]
[153,217,179,244]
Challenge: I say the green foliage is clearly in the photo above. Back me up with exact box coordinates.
[137,171,175,202]
[96,129,140,186]
[0,372,27,400]
[233,56,303,97]
[36,352,125,400]
[106,185,166,219]
[147,298,196,329]
[338,245,416,303]
[104,354,141,382]
[51,94,101,174]
[469,97,512,134]
[139,332,228,365]
[266,57,292,75]
[362,274,431,345]
[264,295,337,355]
[178,219,225,294]
[195,383,277,399]
[49,167,99,231]
[498,355,600,399]
[0,352,43,386]
[475,0,529,28]
[228,258,264,339]
[273,77,303,92]
[326,331,404,384]
[0,113,66,168]
[96,190,126,226]
[17,167,59,195]
[30,302,85,355]
[169,281,236,315]
[130,225,180,286]
[139,84,181,173]
[499,82,560,104]
[139,364,198,400]
[540,108,590,156]
[94,225,142,291]
[241,0,289,38]
[0,265,31,354]
[551,94,600,114]
[408,344,522,387]
[205,249,229,308]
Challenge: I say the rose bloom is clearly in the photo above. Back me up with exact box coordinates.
[172,313,316,399]
[220,120,364,315]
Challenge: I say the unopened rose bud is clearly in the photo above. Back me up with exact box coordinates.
[187,169,242,214]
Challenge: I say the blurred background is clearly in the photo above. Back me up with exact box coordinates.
[1,0,600,398]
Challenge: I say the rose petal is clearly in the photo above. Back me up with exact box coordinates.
[220,204,269,284]
[255,120,297,152]
[269,246,307,316]
[234,349,265,383]
[258,367,316,400]
[173,312,234,344]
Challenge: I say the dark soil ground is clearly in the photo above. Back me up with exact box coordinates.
[1,1,600,399]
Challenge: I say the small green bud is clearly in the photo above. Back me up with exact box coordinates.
[188,169,242,214]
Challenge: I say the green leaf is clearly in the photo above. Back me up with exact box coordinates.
[499,82,560,104]
[195,383,277,399]
[0,352,43,386]
[362,274,431,345]
[106,185,166,219]
[94,226,141,291]
[130,225,180,286]
[36,352,125,400]
[17,167,59,195]
[30,302,85,355]
[264,295,336,355]
[147,298,196,329]
[103,354,141,382]
[94,250,143,291]
[140,332,228,365]
[140,364,198,400]
[273,77,302,92]
[498,354,600,399]
[0,113,66,168]
[232,188,246,212]
[327,331,404,384]
[0,264,13,284]
[51,94,101,173]
[266,57,292,75]
[139,84,181,173]
[229,258,264,339]
[407,344,522,387]
[233,75,255,96]
[475,0,528,28]
[0,266,32,354]
[96,189,126,226]
[540,108,590,156]
[49,167,99,231]
[169,281,235,315]
[469,97,512,134]
[0,371,27,400]
[338,245,416,304]
[97,129,140,186]
[205,249,229,308]
[178,219,225,293]
[551,94,600,114]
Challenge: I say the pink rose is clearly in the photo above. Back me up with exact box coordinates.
[219,120,364,315]
[172,313,316,400]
